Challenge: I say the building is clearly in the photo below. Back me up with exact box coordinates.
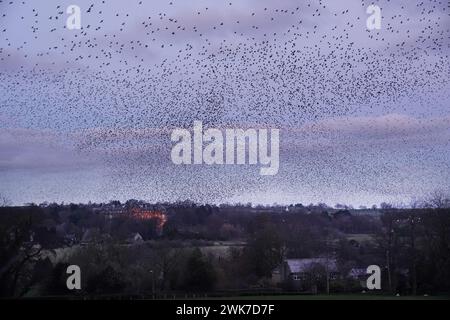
[348,268,368,288]
[272,258,338,291]
[127,232,144,244]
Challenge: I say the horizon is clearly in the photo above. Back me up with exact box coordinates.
[2,195,445,210]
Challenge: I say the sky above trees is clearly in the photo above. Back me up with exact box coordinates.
[0,0,449,206]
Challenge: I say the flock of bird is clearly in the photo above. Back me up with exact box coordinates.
[0,0,449,203]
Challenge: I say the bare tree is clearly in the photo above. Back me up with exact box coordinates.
[0,212,42,297]
[149,242,183,291]
[426,190,450,209]
[0,194,12,207]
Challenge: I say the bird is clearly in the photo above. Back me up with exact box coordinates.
[0,0,448,203]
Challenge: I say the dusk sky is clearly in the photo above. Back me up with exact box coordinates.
[0,0,449,206]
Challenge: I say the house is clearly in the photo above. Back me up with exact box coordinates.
[348,268,368,288]
[272,258,338,290]
[127,232,144,244]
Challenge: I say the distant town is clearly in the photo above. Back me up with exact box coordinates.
[1,195,449,299]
